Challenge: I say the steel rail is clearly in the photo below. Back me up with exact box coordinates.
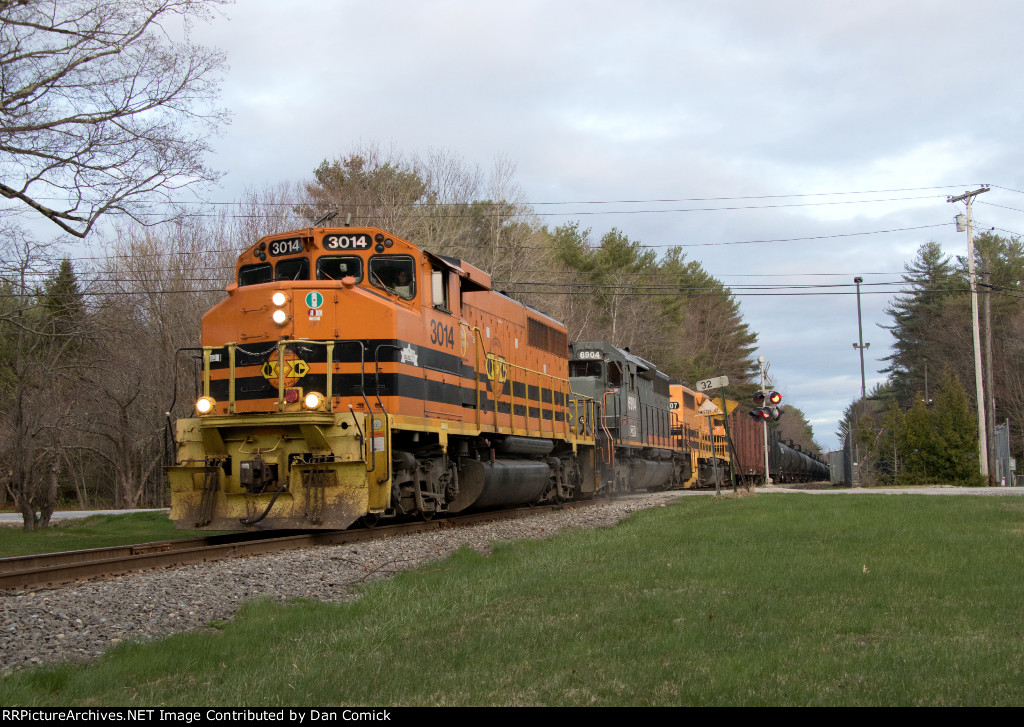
[0,500,596,592]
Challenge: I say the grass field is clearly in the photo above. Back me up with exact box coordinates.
[2,493,1023,706]
[0,512,230,559]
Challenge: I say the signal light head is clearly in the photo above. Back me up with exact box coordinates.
[768,391,782,405]
[753,392,766,406]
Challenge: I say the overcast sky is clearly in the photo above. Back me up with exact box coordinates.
[183,0,1024,450]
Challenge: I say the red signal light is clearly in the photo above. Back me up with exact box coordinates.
[768,391,782,405]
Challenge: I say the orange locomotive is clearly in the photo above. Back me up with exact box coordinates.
[669,383,732,488]
[169,227,599,530]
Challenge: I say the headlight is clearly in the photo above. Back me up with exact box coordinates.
[195,396,216,415]
[271,291,287,306]
[272,309,287,325]
[303,391,324,410]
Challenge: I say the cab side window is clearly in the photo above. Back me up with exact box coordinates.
[369,256,415,300]
[431,268,450,312]
[608,362,622,388]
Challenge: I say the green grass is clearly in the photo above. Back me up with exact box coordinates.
[0,512,232,558]
[2,494,1024,705]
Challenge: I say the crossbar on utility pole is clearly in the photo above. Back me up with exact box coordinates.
[947,186,991,480]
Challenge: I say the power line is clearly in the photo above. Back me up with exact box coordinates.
[20,184,977,208]
[136,193,951,220]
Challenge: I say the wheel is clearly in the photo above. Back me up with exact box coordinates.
[359,513,380,528]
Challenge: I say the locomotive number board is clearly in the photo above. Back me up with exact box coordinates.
[323,233,372,251]
[267,237,305,256]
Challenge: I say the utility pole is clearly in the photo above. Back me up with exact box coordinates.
[948,186,991,480]
[983,259,996,478]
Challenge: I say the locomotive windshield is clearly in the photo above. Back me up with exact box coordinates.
[569,361,602,378]
[238,257,311,286]
[274,256,309,281]
[317,255,363,282]
[238,263,271,286]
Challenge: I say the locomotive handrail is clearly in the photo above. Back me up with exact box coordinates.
[460,321,596,447]
[370,343,405,486]
[204,338,381,468]
[600,390,616,468]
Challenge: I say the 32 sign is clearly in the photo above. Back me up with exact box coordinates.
[696,375,729,392]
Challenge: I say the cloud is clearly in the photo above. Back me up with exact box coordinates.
[188,0,1024,451]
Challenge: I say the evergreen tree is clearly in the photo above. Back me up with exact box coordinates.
[870,373,982,486]
[881,242,963,406]
[42,258,85,341]
[650,247,759,398]
[551,225,658,348]
[930,372,984,486]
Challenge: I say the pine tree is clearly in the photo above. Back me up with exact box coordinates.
[42,258,85,341]
[931,372,984,486]
[881,242,964,406]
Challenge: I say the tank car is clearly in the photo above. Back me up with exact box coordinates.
[168,227,599,530]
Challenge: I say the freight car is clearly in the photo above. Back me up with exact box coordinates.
[727,408,831,485]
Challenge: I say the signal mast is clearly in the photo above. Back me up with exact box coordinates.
[748,355,783,485]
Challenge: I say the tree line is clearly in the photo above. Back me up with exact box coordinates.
[0,0,817,528]
[0,145,827,528]
[843,233,1024,486]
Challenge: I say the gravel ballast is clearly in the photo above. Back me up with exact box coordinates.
[1,492,684,674]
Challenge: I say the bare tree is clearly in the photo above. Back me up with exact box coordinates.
[0,225,92,529]
[0,0,229,237]
[83,216,230,508]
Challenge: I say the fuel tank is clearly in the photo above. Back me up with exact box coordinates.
[449,458,552,511]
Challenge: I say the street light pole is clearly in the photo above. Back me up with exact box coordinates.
[948,186,991,480]
[923,356,929,405]
[852,276,870,400]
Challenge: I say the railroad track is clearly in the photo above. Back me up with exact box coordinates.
[0,501,594,591]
